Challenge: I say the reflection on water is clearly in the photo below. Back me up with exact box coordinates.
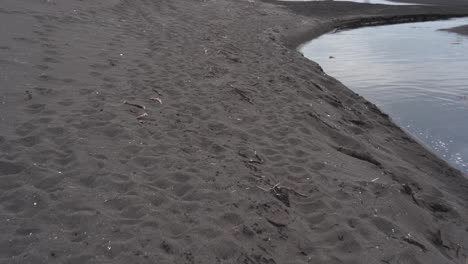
[281,0,419,5]
[300,18,468,173]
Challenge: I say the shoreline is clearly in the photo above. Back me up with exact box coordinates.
[279,6,468,48]
[293,14,468,49]
[276,2,468,178]
[439,24,468,36]
[1,0,468,263]
[295,15,468,175]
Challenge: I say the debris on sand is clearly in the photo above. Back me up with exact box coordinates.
[150,97,162,104]
[124,100,146,110]
[136,112,148,120]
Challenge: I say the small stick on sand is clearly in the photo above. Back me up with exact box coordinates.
[249,152,264,164]
[150,97,162,104]
[124,100,146,110]
[233,87,253,104]
[136,112,148,120]
[271,182,281,190]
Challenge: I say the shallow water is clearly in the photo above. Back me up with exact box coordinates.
[300,18,468,173]
[281,0,418,5]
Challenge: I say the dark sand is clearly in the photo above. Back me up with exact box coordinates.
[1,0,468,263]
[440,24,468,36]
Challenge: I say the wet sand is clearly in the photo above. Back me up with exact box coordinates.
[1,0,468,263]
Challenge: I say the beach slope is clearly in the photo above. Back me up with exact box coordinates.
[1,0,468,263]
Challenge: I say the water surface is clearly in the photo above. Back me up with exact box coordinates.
[300,18,468,173]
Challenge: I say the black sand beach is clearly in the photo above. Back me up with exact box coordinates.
[1,0,468,263]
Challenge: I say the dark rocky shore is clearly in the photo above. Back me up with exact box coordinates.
[1,0,468,263]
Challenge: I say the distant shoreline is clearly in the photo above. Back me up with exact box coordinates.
[276,0,468,49]
[439,24,468,36]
